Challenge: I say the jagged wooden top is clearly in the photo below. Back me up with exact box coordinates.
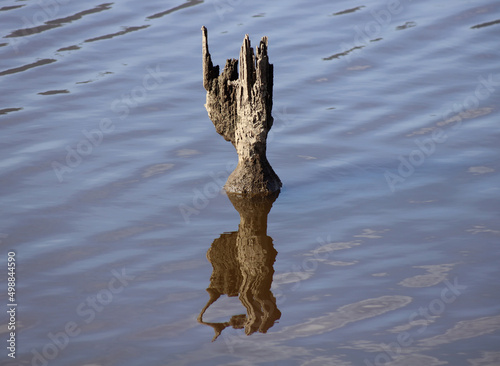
[201,26,273,144]
[201,26,281,195]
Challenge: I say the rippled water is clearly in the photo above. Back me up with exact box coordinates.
[1,0,500,365]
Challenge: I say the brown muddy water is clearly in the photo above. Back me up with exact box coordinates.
[1,1,500,365]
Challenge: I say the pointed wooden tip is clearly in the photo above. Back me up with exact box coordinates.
[202,26,209,52]
[202,26,208,44]
[202,27,208,52]
[259,37,269,54]
[242,34,251,50]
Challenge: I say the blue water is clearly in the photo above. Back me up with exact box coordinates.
[1,0,499,365]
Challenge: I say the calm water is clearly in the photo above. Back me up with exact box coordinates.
[1,0,500,365]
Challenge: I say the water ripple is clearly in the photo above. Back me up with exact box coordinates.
[4,3,113,38]
[0,58,56,76]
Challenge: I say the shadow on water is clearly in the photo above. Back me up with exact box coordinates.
[197,192,281,341]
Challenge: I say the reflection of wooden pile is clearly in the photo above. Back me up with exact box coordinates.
[198,193,281,340]
[236,233,278,335]
[206,232,240,298]
[202,26,281,195]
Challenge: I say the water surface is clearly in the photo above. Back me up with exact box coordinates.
[1,0,499,365]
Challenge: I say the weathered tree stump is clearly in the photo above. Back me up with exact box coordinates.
[201,26,281,195]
